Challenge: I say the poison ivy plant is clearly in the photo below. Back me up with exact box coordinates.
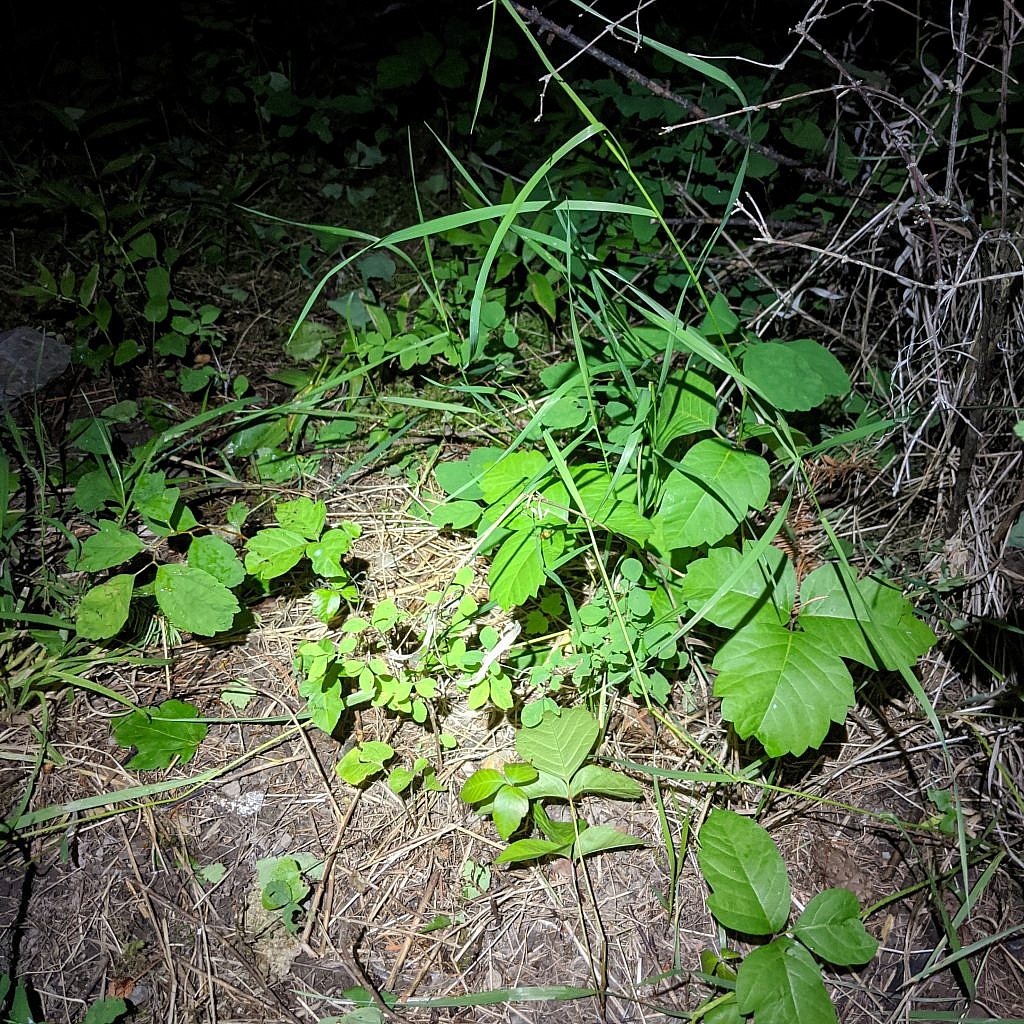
[460,707,643,864]
[697,809,878,1024]
[72,493,360,641]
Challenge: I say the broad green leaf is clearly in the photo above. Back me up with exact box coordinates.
[154,563,240,636]
[798,564,936,671]
[536,394,588,430]
[655,368,718,449]
[187,534,245,587]
[133,484,198,536]
[73,465,118,512]
[83,998,127,1024]
[460,768,505,804]
[306,527,355,578]
[743,339,850,412]
[72,521,145,572]
[570,825,644,859]
[572,467,653,544]
[285,320,335,361]
[244,527,308,580]
[527,271,556,320]
[793,888,879,966]
[430,499,481,529]
[275,497,326,539]
[698,809,790,935]
[515,707,598,783]
[569,764,644,800]
[298,668,345,735]
[713,621,854,757]
[653,439,769,550]
[114,698,208,769]
[488,527,545,610]
[76,574,134,640]
[704,997,744,1024]
[336,741,394,785]
[492,785,530,840]
[495,837,565,865]
[480,450,548,505]
[735,937,836,1024]
[683,543,795,628]
[433,447,501,500]
[502,762,538,785]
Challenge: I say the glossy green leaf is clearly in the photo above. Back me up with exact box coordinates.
[798,564,936,671]
[154,563,240,636]
[570,825,644,859]
[712,621,854,757]
[516,707,599,783]
[698,809,791,935]
[654,439,770,550]
[569,764,644,800]
[735,937,836,1024]
[488,527,545,610]
[684,543,795,628]
[793,888,879,966]
[492,785,530,840]
[460,769,505,804]
[495,837,565,865]
[114,698,208,770]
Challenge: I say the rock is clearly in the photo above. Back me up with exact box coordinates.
[0,327,70,406]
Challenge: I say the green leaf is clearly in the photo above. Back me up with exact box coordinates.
[488,527,545,610]
[515,707,599,783]
[495,837,566,865]
[244,527,308,580]
[73,465,118,512]
[735,937,836,1024]
[743,340,850,412]
[698,809,791,935]
[187,534,245,587]
[114,699,208,769]
[275,496,326,539]
[798,564,936,671]
[480,450,548,505]
[298,664,345,735]
[527,271,556,320]
[83,997,128,1024]
[712,621,855,757]
[570,825,644,859]
[336,741,394,785]
[793,888,879,966]
[76,574,134,640]
[72,521,146,572]
[306,527,355,578]
[653,439,770,550]
[683,543,795,628]
[154,563,240,636]
[143,266,170,322]
[655,368,718,449]
[571,467,652,544]
[492,785,530,840]
[430,499,481,529]
[502,762,538,786]
[285,320,335,361]
[459,769,505,804]
[569,764,643,800]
